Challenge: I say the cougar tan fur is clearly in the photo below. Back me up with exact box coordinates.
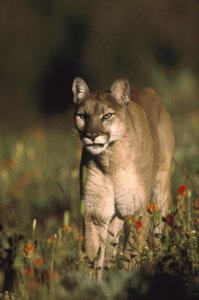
[72,77,175,278]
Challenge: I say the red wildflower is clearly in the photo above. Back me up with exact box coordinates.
[126,215,135,224]
[162,214,174,227]
[33,258,44,265]
[23,243,35,258]
[135,219,143,231]
[126,215,143,231]
[146,203,159,214]
[177,185,188,196]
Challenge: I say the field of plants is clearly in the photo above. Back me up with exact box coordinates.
[0,86,199,299]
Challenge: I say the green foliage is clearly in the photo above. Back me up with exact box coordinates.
[0,110,199,299]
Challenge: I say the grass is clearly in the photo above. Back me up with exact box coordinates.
[0,103,199,299]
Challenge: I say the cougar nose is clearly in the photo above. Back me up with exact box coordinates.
[85,132,99,141]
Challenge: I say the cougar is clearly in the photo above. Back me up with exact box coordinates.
[72,77,175,278]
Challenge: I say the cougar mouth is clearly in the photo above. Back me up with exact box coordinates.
[83,141,109,155]
[81,135,110,154]
[86,143,105,147]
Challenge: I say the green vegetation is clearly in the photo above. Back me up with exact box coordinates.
[0,105,199,299]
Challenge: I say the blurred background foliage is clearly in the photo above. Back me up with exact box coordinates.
[0,0,199,222]
[0,0,198,126]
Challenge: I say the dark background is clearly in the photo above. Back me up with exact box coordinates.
[0,0,199,129]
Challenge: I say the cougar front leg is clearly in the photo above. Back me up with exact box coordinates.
[153,170,172,216]
[106,216,124,261]
[83,171,115,279]
[84,191,114,279]
[85,216,110,280]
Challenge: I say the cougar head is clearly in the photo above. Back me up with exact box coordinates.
[72,77,130,155]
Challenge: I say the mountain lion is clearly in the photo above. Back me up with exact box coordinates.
[72,77,175,278]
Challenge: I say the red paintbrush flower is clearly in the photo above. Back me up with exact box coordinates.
[33,258,44,265]
[126,215,143,232]
[146,203,159,214]
[162,214,174,227]
[135,219,143,231]
[23,243,35,258]
[177,185,188,196]
[126,215,135,224]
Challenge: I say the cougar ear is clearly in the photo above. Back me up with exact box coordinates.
[111,78,130,104]
[72,77,89,103]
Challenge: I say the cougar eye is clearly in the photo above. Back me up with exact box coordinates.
[103,113,114,120]
[77,113,88,120]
